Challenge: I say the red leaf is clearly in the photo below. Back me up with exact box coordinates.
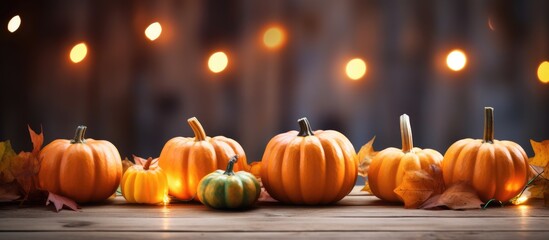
[420,182,483,210]
[132,155,158,169]
[27,125,44,155]
[46,192,80,212]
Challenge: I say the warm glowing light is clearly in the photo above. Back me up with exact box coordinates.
[263,26,285,49]
[513,196,529,205]
[163,195,170,205]
[145,22,162,41]
[446,49,467,71]
[70,43,88,63]
[7,15,21,33]
[345,58,367,80]
[537,61,549,84]
[208,51,228,73]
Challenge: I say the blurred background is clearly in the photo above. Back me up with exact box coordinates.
[1,0,548,169]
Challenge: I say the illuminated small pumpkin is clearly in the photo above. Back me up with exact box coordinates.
[197,155,261,209]
[158,117,251,200]
[121,157,168,204]
[368,114,443,202]
[260,117,357,205]
[442,107,529,202]
[38,126,122,203]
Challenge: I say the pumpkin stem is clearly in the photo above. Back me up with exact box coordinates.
[143,157,153,170]
[187,117,207,141]
[224,155,238,176]
[70,125,87,144]
[297,117,314,137]
[483,107,494,143]
[400,114,414,153]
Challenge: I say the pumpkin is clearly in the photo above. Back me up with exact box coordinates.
[197,155,261,209]
[368,114,443,202]
[260,117,357,205]
[38,125,122,203]
[158,117,251,200]
[121,157,168,204]
[442,107,529,202]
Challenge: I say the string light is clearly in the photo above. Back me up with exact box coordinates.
[537,61,549,84]
[145,22,162,41]
[70,42,88,63]
[263,26,285,49]
[208,51,228,73]
[7,15,21,33]
[446,49,467,71]
[345,58,367,80]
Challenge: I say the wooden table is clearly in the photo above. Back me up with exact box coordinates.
[1,186,548,239]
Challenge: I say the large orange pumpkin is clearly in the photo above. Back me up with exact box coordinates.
[38,126,122,203]
[260,117,357,205]
[368,114,443,202]
[442,107,529,202]
[158,117,251,200]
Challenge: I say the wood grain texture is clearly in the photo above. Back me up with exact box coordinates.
[0,186,548,239]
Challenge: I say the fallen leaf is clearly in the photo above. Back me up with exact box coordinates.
[526,182,549,199]
[361,182,372,193]
[420,182,483,210]
[529,140,549,179]
[121,157,134,174]
[0,140,17,183]
[46,192,80,212]
[257,178,277,202]
[357,137,377,178]
[11,126,44,200]
[394,165,444,209]
[132,155,158,169]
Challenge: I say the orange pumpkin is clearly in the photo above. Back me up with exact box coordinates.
[38,126,122,203]
[260,117,357,205]
[158,117,251,200]
[442,107,529,202]
[121,157,168,204]
[368,114,443,202]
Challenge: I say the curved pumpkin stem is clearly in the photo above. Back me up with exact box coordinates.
[400,114,413,153]
[143,157,153,170]
[70,125,87,144]
[483,107,494,143]
[224,155,238,176]
[297,117,314,137]
[187,117,207,141]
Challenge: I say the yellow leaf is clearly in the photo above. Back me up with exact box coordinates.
[357,136,377,178]
[0,141,17,183]
[527,183,548,199]
[394,169,439,209]
[361,183,372,193]
[529,140,549,167]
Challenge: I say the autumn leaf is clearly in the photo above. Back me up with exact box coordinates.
[357,136,377,178]
[46,192,80,212]
[529,140,549,179]
[132,155,158,169]
[393,165,444,209]
[420,182,483,210]
[361,182,372,193]
[257,178,277,202]
[0,140,17,183]
[121,157,134,175]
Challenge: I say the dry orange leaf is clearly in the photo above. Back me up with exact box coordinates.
[421,182,483,210]
[529,139,549,179]
[132,155,159,169]
[357,136,377,179]
[393,165,444,209]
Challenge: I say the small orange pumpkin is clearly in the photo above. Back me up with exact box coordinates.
[38,126,122,203]
[442,107,529,202]
[158,117,251,200]
[260,117,357,205]
[121,157,168,204]
[368,114,443,202]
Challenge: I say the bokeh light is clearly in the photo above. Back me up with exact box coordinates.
[208,51,228,73]
[145,22,162,41]
[538,61,549,84]
[70,43,88,63]
[7,15,21,33]
[263,26,285,49]
[345,58,367,80]
[446,49,467,71]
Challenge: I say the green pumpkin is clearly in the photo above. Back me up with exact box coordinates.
[197,155,261,209]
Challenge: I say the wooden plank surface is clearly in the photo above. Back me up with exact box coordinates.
[1,186,548,239]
